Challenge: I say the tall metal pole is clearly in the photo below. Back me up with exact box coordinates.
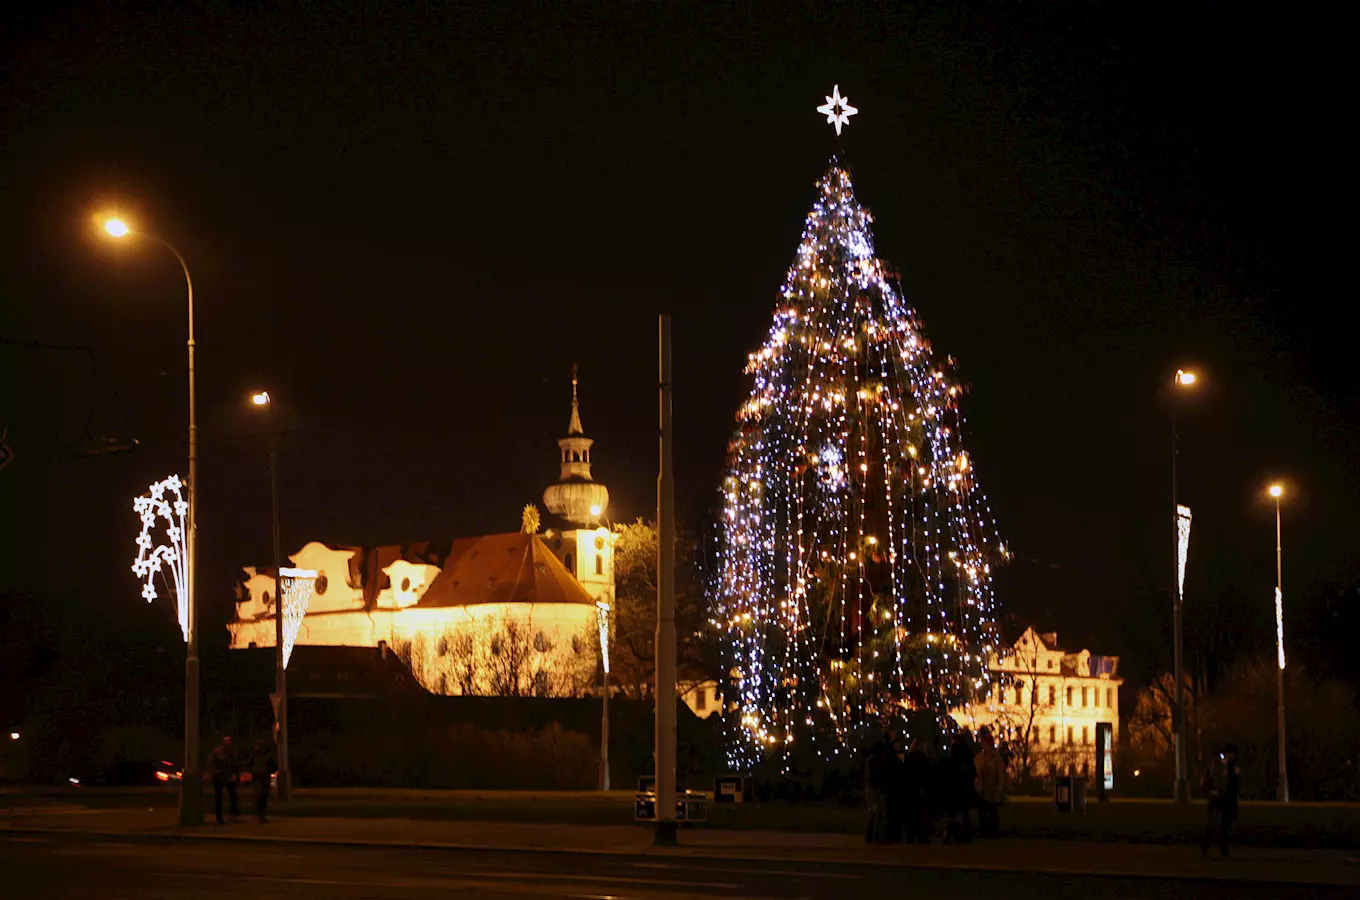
[1171,392,1187,803]
[654,315,677,844]
[268,414,292,802]
[157,238,202,827]
[1274,497,1289,802]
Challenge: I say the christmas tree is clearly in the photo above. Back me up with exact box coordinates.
[716,159,1006,767]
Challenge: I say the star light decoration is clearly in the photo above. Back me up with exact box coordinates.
[715,163,1005,768]
[132,475,190,641]
[816,85,858,135]
[278,567,317,668]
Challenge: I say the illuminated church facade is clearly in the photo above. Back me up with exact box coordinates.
[228,374,616,698]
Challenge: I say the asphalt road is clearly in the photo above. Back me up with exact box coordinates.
[2,833,1353,899]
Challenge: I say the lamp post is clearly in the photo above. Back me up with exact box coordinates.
[102,216,202,825]
[1170,367,1196,803]
[588,503,613,792]
[1268,483,1289,802]
[250,390,292,802]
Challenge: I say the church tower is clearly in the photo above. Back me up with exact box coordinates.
[543,365,609,526]
[541,366,613,608]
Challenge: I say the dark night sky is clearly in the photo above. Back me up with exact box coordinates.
[2,3,1355,693]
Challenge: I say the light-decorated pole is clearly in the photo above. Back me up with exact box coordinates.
[1268,483,1289,802]
[251,390,292,802]
[1169,368,1196,803]
[106,216,202,826]
[654,314,677,845]
[589,502,612,792]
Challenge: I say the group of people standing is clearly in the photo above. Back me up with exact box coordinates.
[863,727,1007,844]
[206,735,279,824]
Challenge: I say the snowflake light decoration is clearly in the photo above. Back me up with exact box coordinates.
[132,475,190,641]
[816,84,858,135]
[278,567,317,668]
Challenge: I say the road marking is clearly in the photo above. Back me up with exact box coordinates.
[632,861,859,880]
[467,869,739,889]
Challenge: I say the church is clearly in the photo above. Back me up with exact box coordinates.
[228,371,617,698]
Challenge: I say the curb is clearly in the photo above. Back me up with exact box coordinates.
[3,825,1357,889]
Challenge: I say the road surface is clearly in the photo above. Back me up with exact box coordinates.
[2,833,1352,899]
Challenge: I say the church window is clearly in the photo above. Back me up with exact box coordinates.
[315,573,329,595]
[595,554,603,576]
[1066,687,1073,706]
[594,536,605,551]
[1082,686,1089,707]
[1048,685,1056,705]
[1106,688,1113,708]
[1013,686,1021,705]
[1082,725,1089,745]
[262,590,272,610]
[1048,725,1056,744]
[1067,726,1073,745]
[695,689,708,711]
[400,577,411,592]
[564,553,573,572]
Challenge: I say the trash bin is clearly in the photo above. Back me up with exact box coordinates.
[1054,775,1088,813]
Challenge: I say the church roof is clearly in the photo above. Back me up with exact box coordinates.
[417,531,596,608]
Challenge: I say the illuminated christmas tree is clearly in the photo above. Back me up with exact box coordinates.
[716,152,1006,766]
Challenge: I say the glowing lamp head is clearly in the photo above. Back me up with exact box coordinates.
[589,504,602,517]
[103,218,131,238]
[8,732,18,741]
[1174,369,1197,387]
[1268,484,1284,499]
[251,391,271,406]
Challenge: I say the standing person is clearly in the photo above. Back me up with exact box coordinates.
[903,739,934,844]
[884,735,906,844]
[941,732,975,844]
[1200,743,1240,858]
[207,736,240,824]
[974,728,1006,838]
[247,738,278,823]
[863,741,889,844]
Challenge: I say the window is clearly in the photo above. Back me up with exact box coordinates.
[595,554,603,576]
[1067,726,1073,745]
[1066,686,1073,706]
[262,590,272,610]
[1082,687,1089,707]
[695,689,708,711]
[400,577,411,592]
[1048,725,1056,744]
[1014,686,1022,705]
[1106,688,1113,709]
[1082,726,1089,745]
[315,573,328,595]
[1048,685,1056,705]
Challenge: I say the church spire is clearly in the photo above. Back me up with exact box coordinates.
[543,365,609,526]
[568,362,584,435]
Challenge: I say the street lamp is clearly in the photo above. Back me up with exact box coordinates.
[1267,482,1289,802]
[100,214,202,826]
[249,389,293,802]
[1169,367,1197,803]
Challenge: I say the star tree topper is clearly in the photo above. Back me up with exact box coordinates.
[816,84,858,135]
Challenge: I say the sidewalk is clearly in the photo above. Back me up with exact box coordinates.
[2,804,1357,887]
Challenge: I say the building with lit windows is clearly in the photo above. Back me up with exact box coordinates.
[227,374,617,699]
[952,627,1121,779]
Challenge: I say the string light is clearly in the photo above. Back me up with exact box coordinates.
[278,567,317,668]
[716,163,1004,766]
[131,475,189,641]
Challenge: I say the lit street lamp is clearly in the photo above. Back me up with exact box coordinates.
[249,389,293,802]
[101,214,203,826]
[1267,483,1289,802]
[1170,367,1197,803]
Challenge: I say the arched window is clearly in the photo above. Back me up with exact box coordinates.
[595,554,603,576]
